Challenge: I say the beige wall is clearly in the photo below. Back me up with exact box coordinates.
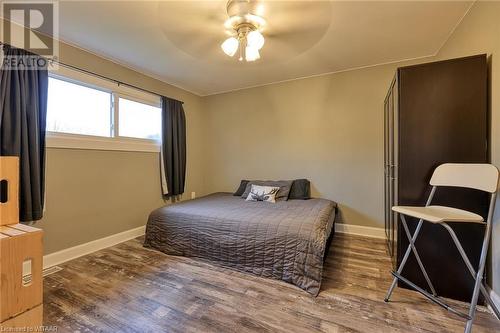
[40,42,206,254]
[42,149,161,254]
[433,0,500,295]
[202,61,426,228]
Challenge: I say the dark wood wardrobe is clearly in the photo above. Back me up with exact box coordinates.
[384,54,489,302]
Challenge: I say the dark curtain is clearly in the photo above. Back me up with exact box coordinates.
[0,45,48,222]
[161,96,186,197]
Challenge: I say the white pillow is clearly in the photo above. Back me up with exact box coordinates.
[245,185,280,203]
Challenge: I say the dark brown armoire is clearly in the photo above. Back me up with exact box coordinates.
[384,54,489,302]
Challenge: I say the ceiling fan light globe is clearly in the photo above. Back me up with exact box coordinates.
[221,37,239,57]
[245,45,260,61]
[247,30,265,50]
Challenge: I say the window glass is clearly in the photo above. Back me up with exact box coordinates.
[47,77,112,137]
[118,98,161,140]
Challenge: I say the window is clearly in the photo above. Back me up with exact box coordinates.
[47,77,112,137]
[118,98,161,140]
[46,67,162,152]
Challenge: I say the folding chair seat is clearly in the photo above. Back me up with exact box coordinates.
[392,206,483,224]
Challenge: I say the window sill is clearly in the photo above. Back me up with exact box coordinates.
[46,133,160,153]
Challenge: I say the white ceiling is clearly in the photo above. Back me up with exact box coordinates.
[53,1,473,96]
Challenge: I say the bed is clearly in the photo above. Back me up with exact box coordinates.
[144,192,337,296]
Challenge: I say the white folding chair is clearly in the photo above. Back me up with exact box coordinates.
[384,163,500,333]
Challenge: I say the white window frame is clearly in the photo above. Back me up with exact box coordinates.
[46,66,162,153]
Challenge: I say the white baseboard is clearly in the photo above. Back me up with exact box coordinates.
[36,223,383,272]
[335,223,385,239]
[43,225,146,269]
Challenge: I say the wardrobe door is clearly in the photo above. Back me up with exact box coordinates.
[397,55,488,302]
[390,75,399,267]
[384,77,394,259]
[384,74,399,265]
[384,95,390,245]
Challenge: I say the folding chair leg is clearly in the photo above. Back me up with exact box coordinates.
[442,223,500,319]
[400,215,437,296]
[464,222,492,333]
[384,217,424,302]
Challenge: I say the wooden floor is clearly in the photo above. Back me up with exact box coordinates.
[43,234,500,332]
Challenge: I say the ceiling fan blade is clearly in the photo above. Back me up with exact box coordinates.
[157,1,227,29]
[265,23,330,39]
[259,1,332,28]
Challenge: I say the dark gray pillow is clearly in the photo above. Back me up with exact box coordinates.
[289,179,311,200]
[241,180,293,201]
[234,180,249,196]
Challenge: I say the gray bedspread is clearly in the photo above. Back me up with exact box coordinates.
[144,192,337,296]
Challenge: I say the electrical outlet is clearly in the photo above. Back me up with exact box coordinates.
[191,192,196,199]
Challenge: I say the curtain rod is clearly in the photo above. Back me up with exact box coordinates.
[0,42,184,104]
[57,61,183,104]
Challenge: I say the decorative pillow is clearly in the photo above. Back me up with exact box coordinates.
[241,180,293,201]
[289,179,311,200]
[233,180,249,196]
[245,185,280,203]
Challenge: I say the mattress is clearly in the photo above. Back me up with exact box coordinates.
[144,192,337,295]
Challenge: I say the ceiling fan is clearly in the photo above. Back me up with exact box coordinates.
[157,1,332,65]
[220,0,266,62]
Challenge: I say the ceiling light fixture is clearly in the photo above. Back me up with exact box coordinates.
[221,0,266,62]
